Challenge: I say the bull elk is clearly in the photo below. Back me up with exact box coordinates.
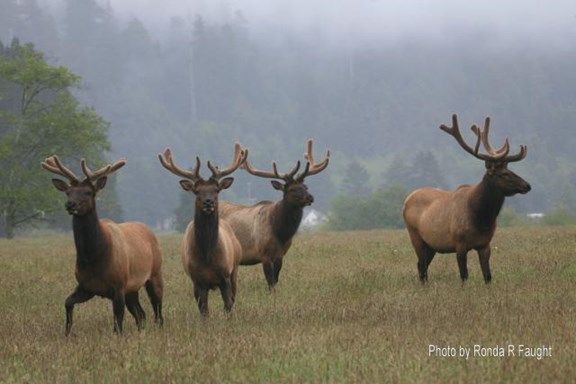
[158,144,246,316]
[219,139,330,290]
[41,156,164,335]
[402,114,531,283]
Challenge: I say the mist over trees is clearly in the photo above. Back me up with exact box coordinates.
[1,0,576,233]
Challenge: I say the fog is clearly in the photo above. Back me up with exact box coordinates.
[44,0,576,47]
[5,0,576,230]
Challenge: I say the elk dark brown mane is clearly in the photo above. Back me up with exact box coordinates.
[158,144,245,316]
[41,156,164,335]
[403,114,531,283]
[219,139,330,290]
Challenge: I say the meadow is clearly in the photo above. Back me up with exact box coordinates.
[0,227,574,383]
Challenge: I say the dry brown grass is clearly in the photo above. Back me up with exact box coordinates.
[0,227,574,383]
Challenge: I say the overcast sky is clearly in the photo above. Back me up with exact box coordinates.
[96,0,576,47]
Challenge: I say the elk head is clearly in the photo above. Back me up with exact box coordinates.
[243,139,330,208]
[158,143,247,215]
[41,156,126,216]
[440,114,531,196]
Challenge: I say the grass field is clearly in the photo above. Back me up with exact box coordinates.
[0,227,574,383]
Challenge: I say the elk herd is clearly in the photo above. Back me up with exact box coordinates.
[42,114,531,335]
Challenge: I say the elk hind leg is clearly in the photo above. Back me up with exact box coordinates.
[408,231,435,283]
[64,286,95,336]
[145,277,164,326]
[477,246,492,284]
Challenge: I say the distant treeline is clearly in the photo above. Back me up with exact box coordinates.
[1,0,575,231]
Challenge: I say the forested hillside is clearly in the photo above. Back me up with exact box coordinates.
[2,0,575,229]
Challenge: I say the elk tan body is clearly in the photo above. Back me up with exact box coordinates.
[219,201,295,266]
[403,115,531,283]
[219,139,330,290]
[42,156,164,335]
[181,219,241,296]
[76,220,162,295]
[404,185,496,254]
[159,144,245,315]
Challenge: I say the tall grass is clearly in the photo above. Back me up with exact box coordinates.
[0,227,574,383]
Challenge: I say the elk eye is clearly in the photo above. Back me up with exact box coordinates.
[84,191,93,197]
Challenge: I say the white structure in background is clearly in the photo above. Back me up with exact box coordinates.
[301,208,327,229]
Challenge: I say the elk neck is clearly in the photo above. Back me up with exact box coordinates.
[469,175,506,231]
[71,209,110,267]
[270,199,304,245]
[193,209,219,264]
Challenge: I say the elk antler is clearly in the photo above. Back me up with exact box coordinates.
[41,155,80,182]
[440,114,527,163]
[81,158,126,182]
[207,143,248,180]
[296,138,331,181]
[243,139,330,183]
[158,148,201,182]
[42,156,126,182]
[243,152,301,182]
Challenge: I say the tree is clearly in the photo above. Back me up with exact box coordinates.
[0,40,111,238]
[328,186,408,231]
[340,159,371,196]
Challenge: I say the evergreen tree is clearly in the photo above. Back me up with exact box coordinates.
[0,41,112,238]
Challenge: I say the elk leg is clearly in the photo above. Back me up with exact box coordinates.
[125,292,144,330]
[456,251,469,282]
[273,259,283,284]
[64,286,95,336]
[407,230,434,283]
[478,246,492,284]
[420,246,436,283]
[112,289,126,335]
[197,286,209,317]
[145,279,164,326]
[263,261,277,290]
[219,278,234,313]
[230,268,238,302]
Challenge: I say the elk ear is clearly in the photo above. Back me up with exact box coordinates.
[219,177,234,190]
[52,179,69,192]
[179,180,195,192]
[94,176,107,191]
[271,180,284,191]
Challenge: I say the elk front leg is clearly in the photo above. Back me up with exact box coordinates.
[456,250,469,282]
[273,259,283,284]
[477,246,492,284]
[64,286,95,336]
[263,260,277,290]
[196,285,209,317]
[219,278,234,313]
[112,289,126,335]
[125,291,145,331]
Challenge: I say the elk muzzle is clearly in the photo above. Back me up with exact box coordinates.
[65,201,80,215]
[202,199,216,214]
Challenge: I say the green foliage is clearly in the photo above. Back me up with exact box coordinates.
[541,206,576,226]
[0,40,111,238]
[328,186,408,230]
